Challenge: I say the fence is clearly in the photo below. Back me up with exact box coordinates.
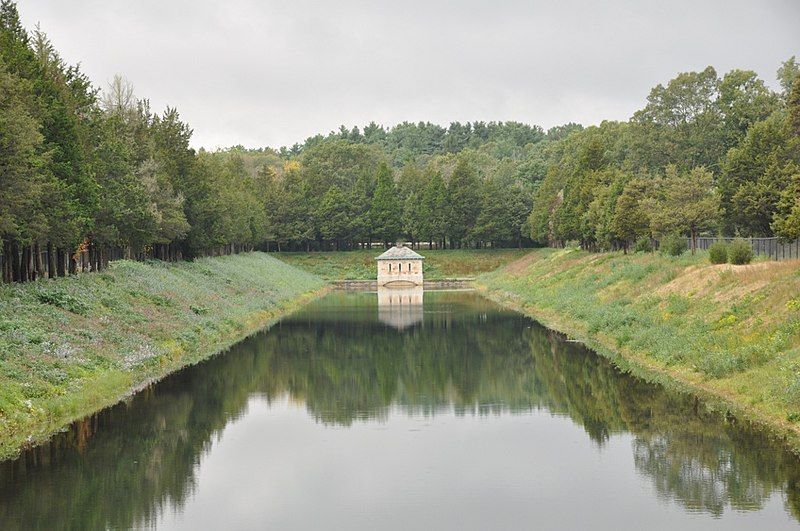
[690,237,800,261]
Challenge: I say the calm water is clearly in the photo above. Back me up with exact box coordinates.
[2,290,800,530]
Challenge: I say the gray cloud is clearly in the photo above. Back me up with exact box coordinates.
[21,0,800,149]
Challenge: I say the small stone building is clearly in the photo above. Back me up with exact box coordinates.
[376,245,424,286]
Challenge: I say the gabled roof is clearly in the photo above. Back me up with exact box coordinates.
[375,245,424,260]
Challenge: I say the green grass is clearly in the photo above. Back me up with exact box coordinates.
[275,248,529,280]
[478,248,800,443]
[0,252,325,460]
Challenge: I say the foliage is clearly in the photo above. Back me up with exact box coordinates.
[728,238,755,265]
[660,234,687,257]
[645,166,719,252]
[634,237,653,253]
[34,287,91,315]
[708,242,729,264]
[2,0,799,281]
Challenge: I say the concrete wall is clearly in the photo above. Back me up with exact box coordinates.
[377,259,423,285]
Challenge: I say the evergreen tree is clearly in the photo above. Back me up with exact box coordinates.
[446,160,481,247]
[370,163,402,246]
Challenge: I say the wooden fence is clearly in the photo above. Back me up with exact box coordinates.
[690,237,800,261]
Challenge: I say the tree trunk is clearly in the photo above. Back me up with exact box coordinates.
[2,240,11,283]
[56,247,65,277]
[69,250,77,275]
[10,241,21,282]
[21,245,32,282]
[47,242,56,278]
[34,243,44,280]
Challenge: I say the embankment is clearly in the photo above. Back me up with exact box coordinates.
[477,248,800,447]
[0,252,326,460]
[275,248,528,280]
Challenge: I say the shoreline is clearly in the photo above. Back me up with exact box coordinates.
[0,253,328,461]
[475,249,800,453]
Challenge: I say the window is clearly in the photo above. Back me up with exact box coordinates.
[388,263,392,272]
[399,263,403,272]
[409,263,412,272]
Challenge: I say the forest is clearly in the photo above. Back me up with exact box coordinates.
[1,0,799,283]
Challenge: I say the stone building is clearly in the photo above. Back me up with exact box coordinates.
[376,245,424,286]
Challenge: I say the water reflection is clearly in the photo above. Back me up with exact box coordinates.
[377,285,423,329]
[1,291,800,529]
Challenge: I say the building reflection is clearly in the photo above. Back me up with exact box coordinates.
[377,285,424,330]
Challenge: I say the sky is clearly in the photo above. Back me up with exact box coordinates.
[20,0,800,150]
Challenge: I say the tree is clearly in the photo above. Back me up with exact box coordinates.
[772,171,800,240]
[370,163,402,246]
[420,171,448,248]
[717,69,779,148]
[610,179,650,252]
[319,185,352,249]
[446,159,481,247]
[646,166,719,253]
[718,112,791,236]
[0,58,44,281]
[632,66,725,172]
[777,56,800,99]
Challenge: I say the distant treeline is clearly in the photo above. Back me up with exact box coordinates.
[1,0,799,283]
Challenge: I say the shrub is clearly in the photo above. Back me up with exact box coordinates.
[728,238,754,265]
[659,234,687,257]
[633,237,653,253]
[708,241,728,264]
[35,288,91,316]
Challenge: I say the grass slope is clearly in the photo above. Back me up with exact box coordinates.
[0,252,325,459]
[478,248,800,444]
[275,248,529,280]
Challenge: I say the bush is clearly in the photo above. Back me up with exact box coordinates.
[728,238,754,265]
[633,237,653,253]
[659,234,687,257]
[35,288,91,316]
[708,241,728,264]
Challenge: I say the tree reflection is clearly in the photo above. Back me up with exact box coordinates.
[1,290,799,528]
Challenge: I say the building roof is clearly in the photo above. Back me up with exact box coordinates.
[375,245,425,260]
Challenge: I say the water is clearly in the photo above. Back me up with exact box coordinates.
[2,290,800,530]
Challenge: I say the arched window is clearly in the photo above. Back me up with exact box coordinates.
[408,263,412,272]
[399,263,403,272]
[388,263,392,272]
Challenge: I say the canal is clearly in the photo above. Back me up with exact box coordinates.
[2,289,800,529]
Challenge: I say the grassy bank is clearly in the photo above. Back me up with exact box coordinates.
[275,248,529,280]
[0,252,325,460]
[478,248,800,445]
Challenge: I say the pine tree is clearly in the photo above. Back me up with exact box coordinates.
[370,163,402,246]
[446,160,481,247]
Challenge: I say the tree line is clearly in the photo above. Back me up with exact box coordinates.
[2,0,799,283]
[529,64,800,252]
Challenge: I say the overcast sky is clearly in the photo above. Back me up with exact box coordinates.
[21,0,800,150]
